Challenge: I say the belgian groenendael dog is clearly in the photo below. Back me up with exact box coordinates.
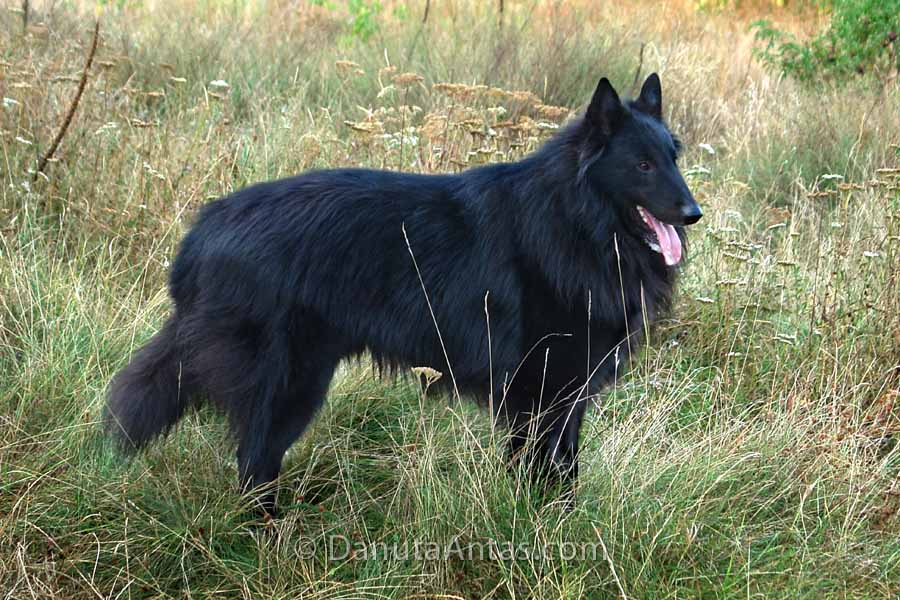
[106,74,702,514]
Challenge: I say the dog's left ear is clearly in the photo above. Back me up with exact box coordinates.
[634,73,662,120]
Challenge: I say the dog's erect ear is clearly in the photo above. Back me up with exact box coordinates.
[634,73,662,120]
[587,78,624,136]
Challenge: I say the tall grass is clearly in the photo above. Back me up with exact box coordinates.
[1,0,899,598]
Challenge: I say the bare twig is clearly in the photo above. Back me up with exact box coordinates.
[498,0,504,27]
[22,0,29,32]
[630,42,646,94]
[33,19,100,183]
[404,0,431,62]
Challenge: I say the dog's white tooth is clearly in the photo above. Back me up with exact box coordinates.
[638,208,649,225]
[649,242,661,252]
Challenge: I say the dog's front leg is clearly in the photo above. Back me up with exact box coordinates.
[504,397,588,502]
[544,397,588,488]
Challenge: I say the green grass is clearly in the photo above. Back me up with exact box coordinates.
[2,1,900,598]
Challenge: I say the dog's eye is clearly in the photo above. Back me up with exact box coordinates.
[638,161,653,172]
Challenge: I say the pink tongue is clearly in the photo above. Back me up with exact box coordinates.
[647,212,682,266]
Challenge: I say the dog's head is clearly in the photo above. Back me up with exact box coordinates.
[577,74,701,266]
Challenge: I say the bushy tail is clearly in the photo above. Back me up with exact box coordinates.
[105,316,195,452]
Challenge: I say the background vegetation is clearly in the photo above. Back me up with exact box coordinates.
[1,0,898,597]
[753,0,899,83]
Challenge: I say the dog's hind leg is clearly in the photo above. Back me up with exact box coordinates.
[238,351,339,516]
[231,311,344,517]
[184,319,291,516]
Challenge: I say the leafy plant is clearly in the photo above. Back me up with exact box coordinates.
[752,0,899,83]
[309,0,382,40]
[348,0,382,41]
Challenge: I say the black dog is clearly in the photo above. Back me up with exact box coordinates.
[106,74,701,514]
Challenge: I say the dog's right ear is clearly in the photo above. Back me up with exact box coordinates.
[587,78,624,136]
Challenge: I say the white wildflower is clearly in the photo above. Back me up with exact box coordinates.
[684,165,711,177]
[376,85,395,99]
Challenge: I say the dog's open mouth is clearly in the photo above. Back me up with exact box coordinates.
[637,206,682,266]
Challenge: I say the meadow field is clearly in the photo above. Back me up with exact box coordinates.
[1,0,899,597]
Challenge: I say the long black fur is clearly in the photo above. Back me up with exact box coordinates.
[105,74,701,514]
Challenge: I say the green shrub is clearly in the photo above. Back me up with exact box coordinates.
[752,0,899,83]
[310,0,383,41]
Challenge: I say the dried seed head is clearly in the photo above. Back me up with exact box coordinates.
[335,60,362,73]
[391,72,424,88]
[411,366,442,384]
[534,103,571,121]
[433,82,487,102]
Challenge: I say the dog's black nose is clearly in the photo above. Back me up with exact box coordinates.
[681,202,703,225]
